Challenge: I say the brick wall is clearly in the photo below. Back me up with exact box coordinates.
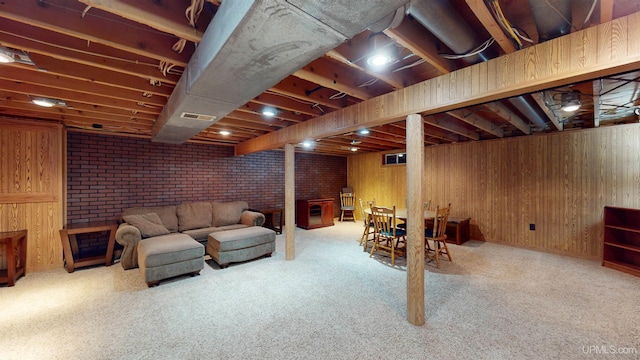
[66,132,347,254]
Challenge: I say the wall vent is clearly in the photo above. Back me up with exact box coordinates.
[180,112,217,121]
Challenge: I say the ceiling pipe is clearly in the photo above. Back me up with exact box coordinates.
[528,0,572,42]
[407,0,497,64]
[405,0,550,129]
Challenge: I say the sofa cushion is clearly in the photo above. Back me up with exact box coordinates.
[211,201,248,227]
[123,213,171,238]
[182,224,248,241]
[177,202,212,231]
[122,206,178,233]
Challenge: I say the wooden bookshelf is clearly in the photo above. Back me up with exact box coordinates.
[603,206,640,277]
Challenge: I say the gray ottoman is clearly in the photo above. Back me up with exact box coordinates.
[207,226,276,268]
[138,233,204,287]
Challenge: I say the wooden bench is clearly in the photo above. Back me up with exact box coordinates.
[425,217,471,245]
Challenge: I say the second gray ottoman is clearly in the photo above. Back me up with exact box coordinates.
[207,226,276,268]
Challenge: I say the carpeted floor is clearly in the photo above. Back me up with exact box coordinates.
[1,221,638,360]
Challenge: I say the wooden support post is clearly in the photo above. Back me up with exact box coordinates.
[406,113,425,326]
[285,143,295,260]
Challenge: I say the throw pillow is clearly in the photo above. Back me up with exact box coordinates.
[177,202,212,231]
[123,213,170,238]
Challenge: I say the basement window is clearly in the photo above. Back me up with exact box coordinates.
[383,152,406,165]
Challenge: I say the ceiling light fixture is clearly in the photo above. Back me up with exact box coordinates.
[31,97,66,108]
[350,147,358,152]
[560,91,581,112]
[219,130,231,136]
[301,140,313,148]
[358,129,370,135]
[0,47,15,63]
[262,107,277,117]
[366,33,397,69]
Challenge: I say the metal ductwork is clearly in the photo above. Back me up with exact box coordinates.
[406,0,550,129]
[152,0,410,144]
[407,0,496,64]
[528,0,572,42]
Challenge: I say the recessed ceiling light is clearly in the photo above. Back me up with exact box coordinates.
[32,98,55,107]
[358,129,370,135]
[219,130,231,136]
[262,107,277,117]
[366,33,397,69]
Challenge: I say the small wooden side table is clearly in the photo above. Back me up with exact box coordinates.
[0,230,27,287]
[261,208,283,234]
[60,222,117,273]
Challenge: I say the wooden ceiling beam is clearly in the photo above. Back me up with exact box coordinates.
[600,0,614,23]
[424,115,480,140]
[531,92,563,130]
[0,66,166,106]
[77,0,208,43]
[23,54,174,97]
[391,121,459,142]
[270,77,345,111]
[235,13,640,155]
[446,109,504,137]
[465,0,518,54]
[293,57,383,100]
[237,103,308,124]
[483,103,531,135]
[0,79,162,115]
[253,92,324,117]
[326,30,412,90]
[0,19,179,85]
[383,17,454,75]
[0,0,191,66]
[0,98,155,123]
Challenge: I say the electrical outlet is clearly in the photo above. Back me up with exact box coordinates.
[529,224,536,231]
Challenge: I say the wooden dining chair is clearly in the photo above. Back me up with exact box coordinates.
[340,192,356,222]
[369,205,406,266]
[425,203,452,268]
[359,198,376,250]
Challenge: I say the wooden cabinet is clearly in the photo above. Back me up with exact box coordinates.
[603,206,640,277]
[296,198,334,229]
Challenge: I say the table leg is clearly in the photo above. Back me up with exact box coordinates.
[59,229,75,273]
[7,238,16,286]
[105,225,117,266]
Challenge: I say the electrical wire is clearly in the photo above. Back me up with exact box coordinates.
[440,38,495,59]
[583,0,598,27]
[392,58,425,73]
[491,0,523,48]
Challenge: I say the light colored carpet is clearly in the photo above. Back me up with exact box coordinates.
[1,221,638,360]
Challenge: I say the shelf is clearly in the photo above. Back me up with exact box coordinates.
[605,224,640,234]
[603,206,640,278]
[604,241,640,253]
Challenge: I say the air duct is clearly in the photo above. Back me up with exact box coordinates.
[528,0,572,42]
[407,0,497,63]
[406,0,550,129]
[152,0,410,144]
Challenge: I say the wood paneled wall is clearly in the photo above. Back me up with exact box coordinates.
[0,119,64,272]
[348,123,640,260]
